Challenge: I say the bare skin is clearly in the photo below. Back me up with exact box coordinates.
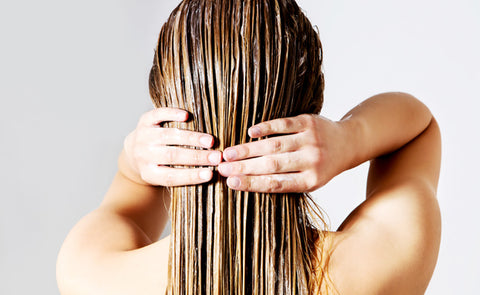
[56,92,441,295]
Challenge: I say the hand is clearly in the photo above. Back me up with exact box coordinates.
[218,114,350,193]
[122,108,222,186]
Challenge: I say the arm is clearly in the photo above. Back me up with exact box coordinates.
[338,92,433,174]
[331,95,441,295]
[218,92,433,192]
[56,108,222,294]
[219,92,441,294]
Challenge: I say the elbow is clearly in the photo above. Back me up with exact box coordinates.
[380,91,434,133]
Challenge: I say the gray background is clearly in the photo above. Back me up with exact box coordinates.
[1,0,479,294]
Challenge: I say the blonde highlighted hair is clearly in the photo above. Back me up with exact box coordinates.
[149,0,331,293]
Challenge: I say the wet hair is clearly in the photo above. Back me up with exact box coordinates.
[149,0,330,293]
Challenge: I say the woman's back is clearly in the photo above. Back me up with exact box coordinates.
[133,106,441,294]
[56,0,441,293]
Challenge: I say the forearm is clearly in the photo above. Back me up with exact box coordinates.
[100,105,219,240]
[340,92,432,169]
[99,149,171,242]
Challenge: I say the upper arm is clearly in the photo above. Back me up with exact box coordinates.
[330,117,442,294]
[57,178,171,295]
[57,151,172,294]
[56,208,170,295]
[365,116,441,199]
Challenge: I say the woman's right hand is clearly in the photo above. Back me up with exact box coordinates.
[121,107,222,186]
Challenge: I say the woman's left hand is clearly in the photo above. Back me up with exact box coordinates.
[218,114,351,193]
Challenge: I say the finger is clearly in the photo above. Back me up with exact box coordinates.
[248,114,313,138]
[148,146,222,166]
[140,107,189,127]
[223,134,301,161]
[218,151,309,177]
[140,164,213,186]
[143,127,215,149]
[225,172,312,193]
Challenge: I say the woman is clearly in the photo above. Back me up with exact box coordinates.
[56,0,441,294]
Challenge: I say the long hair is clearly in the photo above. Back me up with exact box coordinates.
[149,0,330,293]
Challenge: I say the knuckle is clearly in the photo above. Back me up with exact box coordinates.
[242,145,250,157]
[193,150,203,163]
[304,173,316,191]
[264,121,272,130]
[232,162,244,174]
[299,113,314,125]
[283,118,294,130]
[309,148,322,165]
[303,127,319,144]
[306,171,322,191]
[258,122,270,134]
[297,113,309,120]
[276,119,287,131]
[237,144,249,158]
[266,177,282,191]
[270,139,283,153]
[304,115,315,128]
[239,177,251,191]
[290,135,301,149]
[295,114,308,129]
[265,157,280,171]
[310,132,321,145]
[163,148,175,163]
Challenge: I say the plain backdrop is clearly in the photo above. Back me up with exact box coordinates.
[1,0,479,294]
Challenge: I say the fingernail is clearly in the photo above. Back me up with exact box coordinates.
[227,176,240,188]
[208,152,222,165]
[199,169,212,181]
[200,135,213,148]
[218,163,232,176]
[249,126,261,137]
[223,149,237,161]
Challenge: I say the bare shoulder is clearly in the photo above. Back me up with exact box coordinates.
[320,118,442,294]
[57,209,171,295]
[325,187,441,295]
